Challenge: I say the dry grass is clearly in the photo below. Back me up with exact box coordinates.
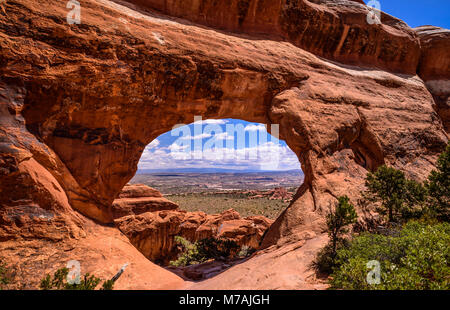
[167,192,290,219]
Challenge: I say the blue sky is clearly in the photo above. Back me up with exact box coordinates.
[138,119,301,172]
[364,0,450,29]
[138,1,449,172]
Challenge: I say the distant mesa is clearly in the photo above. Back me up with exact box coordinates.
[136,168,304,174]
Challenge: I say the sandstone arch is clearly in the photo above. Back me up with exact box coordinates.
[0,0,449,288]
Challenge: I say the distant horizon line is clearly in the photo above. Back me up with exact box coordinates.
[136,168,304,174]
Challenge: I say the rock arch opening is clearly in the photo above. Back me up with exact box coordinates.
[113,118,304,273]
[133,118,303,205]
[0,0,448,289]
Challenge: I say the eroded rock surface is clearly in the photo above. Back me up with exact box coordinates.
[124,0,420,74]
[112,184,179,219]
[114,209,273,264]
[415,26,450,132]
[118,184,163,199]
[0,0,449,289]
[187,233,329,289]
[0,216,185,290]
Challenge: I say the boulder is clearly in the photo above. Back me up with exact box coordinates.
[112,184,179,219]
[118,184,163,199]
[415,26,450,81]
[217,217,272,249]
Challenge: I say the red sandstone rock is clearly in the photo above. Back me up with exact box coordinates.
[112,197,179,219]
[112,184,178,219]
[0,216,185,290]
[415,26,450,81]
[118,184,163,199]
[248,187,293,200]
[114,209,273,264]
[217,218,267,249]
[124,0,421,74]
[415,26,450,132]
[1,0,445,230]
[188,234,329,290]
[0,0,448,290]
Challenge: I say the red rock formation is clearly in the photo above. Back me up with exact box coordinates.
[0,0,448,289]
[124,0,420,74]
[247,187,293,200]
[112,184,179,219]
[188,233,329,289]
[0,216,185,290]
[114,209,273,264]
[415,26,450,132]
[416,26,450,81]
[118,184,163,199]
[1,0,445,229]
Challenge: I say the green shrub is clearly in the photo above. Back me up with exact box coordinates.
[365,165,427,222]
[330,221,450,290]
[238,245,256,258]
[170,236,208,267]
[101,279,114,290]
[312,242,345,275]
[0,260,10,289]
[170,236,241,267]
[326,196,358,257]
[426,143,450,222]
[40,267,114,290]
[198,237,240,259]
[312,196,357,275]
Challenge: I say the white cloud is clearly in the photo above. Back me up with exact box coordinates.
[192,119,228,125]
[179,133,212,140]
[147,139,160,149]
[168,143,190,152]
[213,132,234,141]
[176,131,234,142]
[138,139,300,171]
[244,124,266,132]
[138,122,300,171]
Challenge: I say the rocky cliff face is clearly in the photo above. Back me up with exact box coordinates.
[415,26,450,132]
[0,0,448,289]
[125,0,420,74]
[115,208,273,264]
[110,185,272,264]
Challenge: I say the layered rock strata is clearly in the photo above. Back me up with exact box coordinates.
[115,208,273,264]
